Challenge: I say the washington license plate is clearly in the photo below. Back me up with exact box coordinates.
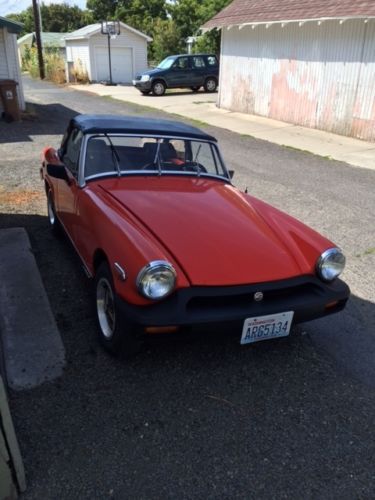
[241,311,294,345]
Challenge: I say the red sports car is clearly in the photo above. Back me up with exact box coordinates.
[41,115,350,356]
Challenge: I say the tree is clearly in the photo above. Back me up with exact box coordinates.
[169,0,232,54]
[6,3,87,36]
[150,19,183,63]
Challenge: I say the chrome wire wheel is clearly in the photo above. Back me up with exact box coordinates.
[47,193,55,226]
[96,277,116,339]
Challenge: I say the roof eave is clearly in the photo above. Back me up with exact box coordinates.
[201,15,375,32]
[0,16,24,34]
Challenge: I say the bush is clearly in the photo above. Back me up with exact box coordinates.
[70,59,89,84]
[23,46,67,84]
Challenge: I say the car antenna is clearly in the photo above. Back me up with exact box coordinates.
[104,133,121,176]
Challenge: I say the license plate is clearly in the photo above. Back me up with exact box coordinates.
[241,311,294,345]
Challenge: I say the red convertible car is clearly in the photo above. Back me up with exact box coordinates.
[41,115,350,356]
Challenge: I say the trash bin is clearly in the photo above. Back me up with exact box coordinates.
[0,80,21,122]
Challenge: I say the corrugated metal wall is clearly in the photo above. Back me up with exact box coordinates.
[220,19,375,141]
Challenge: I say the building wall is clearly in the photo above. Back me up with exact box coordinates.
[0,29,25,112]
[219,19,375,141]
[88,30,148,82]
[65,39,91,80]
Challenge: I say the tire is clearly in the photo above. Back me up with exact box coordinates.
[47,189,62,236]
[141,90,151,95]
[152,80,166,96]
[95,261,143,357]
[204,77,217,93]
[191,86,200,92]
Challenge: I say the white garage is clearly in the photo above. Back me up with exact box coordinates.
[64,22,152,84]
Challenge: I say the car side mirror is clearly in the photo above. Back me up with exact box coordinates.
[228,170,235,179]
[47,163,70,184]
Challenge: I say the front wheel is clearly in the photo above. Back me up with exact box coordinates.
[47,189,62,236]
[204,78,217,93]
[152,80,166,96]
[95,261,142,357]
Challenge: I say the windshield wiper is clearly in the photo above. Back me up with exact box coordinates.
[193,144,202,177]
[104,134,121,177]
[154,140,162,176]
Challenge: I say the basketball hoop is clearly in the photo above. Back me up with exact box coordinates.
[100,20,121,85]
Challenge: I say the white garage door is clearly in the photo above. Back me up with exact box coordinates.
[95,47,133,83]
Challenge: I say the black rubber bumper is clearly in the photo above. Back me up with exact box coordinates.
[117,275,350,328]
[133,81,152,92]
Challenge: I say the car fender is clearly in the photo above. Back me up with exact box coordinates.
[77,185,190,305]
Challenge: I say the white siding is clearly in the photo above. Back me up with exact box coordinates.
[220,19,375,141]
[65,40,91,79]
[0,29,25,112]
[89,30,148,82]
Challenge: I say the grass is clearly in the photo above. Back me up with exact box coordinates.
[355,247,375,258]
[282,144,332,160]
[101,95,210,128]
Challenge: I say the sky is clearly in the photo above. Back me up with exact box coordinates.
[0,0,87,16]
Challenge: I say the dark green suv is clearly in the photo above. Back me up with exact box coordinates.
[132,54,219,96]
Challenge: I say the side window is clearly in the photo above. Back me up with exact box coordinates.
[173,57,189,70]
[192,56,205,69]
[63,129,83,176]
[206,56,218,67]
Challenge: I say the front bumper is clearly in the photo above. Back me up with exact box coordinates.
[133,80,152,92]
[117,275,350,329]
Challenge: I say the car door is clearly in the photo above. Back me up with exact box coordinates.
[167,56,192,88]
[190,55,207,86]
[56,128,83,238]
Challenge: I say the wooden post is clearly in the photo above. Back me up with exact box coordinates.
[32,0,45,79]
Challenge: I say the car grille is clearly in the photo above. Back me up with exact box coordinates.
[186,282,322,314]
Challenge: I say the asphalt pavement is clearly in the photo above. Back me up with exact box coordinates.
[0,76,374,499]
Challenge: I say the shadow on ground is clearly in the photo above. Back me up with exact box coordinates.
[0,103,78,144]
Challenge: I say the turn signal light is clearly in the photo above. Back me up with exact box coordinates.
[325,300,339,310]
[144,326,179,334]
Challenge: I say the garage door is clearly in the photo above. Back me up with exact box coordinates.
[95,47,133,83]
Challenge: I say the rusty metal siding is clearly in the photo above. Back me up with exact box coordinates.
[220,19,375,141]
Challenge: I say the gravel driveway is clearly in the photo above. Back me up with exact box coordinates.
[0,76,374,499]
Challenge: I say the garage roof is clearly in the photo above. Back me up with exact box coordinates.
[0,16,23,34]
[202,0,375,31]
[64,22,152,42]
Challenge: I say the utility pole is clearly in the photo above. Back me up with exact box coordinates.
[32,0,45,79]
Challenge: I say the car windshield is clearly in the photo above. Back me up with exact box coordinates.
[84,135,229,180]
[157,57,175,69]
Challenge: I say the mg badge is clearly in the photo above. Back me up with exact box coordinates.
[254,291,263,302]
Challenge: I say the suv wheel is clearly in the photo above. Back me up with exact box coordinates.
[152,80,166,96]
[204,78,217,92]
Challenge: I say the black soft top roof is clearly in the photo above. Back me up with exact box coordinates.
[71,114,217,142]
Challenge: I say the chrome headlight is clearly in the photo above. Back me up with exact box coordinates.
[137,261,176,300]
[316,248,346,282]
[140,74,150,82]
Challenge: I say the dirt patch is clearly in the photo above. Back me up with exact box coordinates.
[0,189,44,208]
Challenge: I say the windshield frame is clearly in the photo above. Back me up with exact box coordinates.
[79,133,231,188]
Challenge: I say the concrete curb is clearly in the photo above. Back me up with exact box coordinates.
[0,228,65,391]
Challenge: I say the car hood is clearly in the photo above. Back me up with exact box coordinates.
[97,177,332,286]
[136,68,164,78]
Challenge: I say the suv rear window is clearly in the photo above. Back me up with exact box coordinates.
[205,56,218,67]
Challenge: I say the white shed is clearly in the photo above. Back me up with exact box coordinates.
[0,16,25,113]
[64,22,152,84]
[203,0,375,142]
